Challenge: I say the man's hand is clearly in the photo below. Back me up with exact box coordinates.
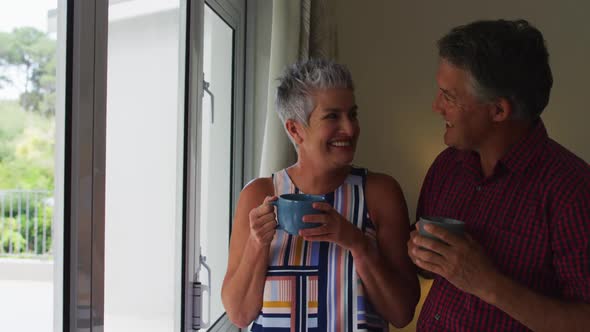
[408,222,499,300]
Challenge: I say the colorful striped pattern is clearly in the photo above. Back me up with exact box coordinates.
[251,167,388,332]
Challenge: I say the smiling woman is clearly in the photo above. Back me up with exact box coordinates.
[221,58,420,330]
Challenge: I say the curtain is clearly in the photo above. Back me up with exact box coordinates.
[257,0,337,177]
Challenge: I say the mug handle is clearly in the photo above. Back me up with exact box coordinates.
[269,201,281,229]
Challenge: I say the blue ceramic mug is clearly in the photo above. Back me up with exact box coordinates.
[271,194,326,236]
[418,216,465,243]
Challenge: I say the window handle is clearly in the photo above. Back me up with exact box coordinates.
[203,79,215,124]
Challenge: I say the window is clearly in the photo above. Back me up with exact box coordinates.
[0,0,251,329]
[0,1,64,330]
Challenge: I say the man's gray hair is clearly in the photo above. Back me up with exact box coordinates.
[437,19,552,120]
[275,58,354,130]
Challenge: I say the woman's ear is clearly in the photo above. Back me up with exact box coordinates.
[285,119,305,145]
[490,98,512,122]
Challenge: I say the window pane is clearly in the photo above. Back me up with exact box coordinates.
[199,5,234,328]
[0,0,63,331]
[104,1,183,331]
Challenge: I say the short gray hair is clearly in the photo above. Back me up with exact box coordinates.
[275,58,354,131]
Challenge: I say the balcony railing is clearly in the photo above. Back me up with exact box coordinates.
[0,190,53,258]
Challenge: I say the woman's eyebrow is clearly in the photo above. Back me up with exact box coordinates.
[322,105,358,112]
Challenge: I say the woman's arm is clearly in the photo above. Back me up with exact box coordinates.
[221,178,275,328]
[355,172,420,328]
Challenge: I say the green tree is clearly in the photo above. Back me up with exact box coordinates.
[0,100,25,163]
[0,27,56,115]
[0,102,54,190]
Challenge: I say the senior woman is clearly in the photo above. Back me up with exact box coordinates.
[221,58,419,331]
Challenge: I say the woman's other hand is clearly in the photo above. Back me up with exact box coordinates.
[298,202,363,250]
[248,195,278,248]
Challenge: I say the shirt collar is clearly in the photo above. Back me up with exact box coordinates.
[500,119,547,174]
[456,119,548,176]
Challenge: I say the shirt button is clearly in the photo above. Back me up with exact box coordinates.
[434,313,440,321]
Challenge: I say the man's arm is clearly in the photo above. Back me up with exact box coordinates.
[410,224,590,332]
[485,271,590,332]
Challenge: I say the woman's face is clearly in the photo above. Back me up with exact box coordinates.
[295,88,360,168]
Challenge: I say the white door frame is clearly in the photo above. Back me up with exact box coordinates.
[182,0,248,330]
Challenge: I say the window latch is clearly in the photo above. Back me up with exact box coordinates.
[192,254,211,330]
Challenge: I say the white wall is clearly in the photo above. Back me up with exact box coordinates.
[105,8,182,331]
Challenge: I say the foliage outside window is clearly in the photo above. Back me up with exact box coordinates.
[0,27,55,257]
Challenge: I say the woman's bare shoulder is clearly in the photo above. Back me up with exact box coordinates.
[233,177,275,225]
[365,171,403,198]
[241,177,274,199]
[365,171,408,228]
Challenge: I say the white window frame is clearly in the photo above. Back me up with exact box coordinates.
[183,0,251,330]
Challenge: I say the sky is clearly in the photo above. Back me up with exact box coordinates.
[0,0,57,33]
[0,0,57,99]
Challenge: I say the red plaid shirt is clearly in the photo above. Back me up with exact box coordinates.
[416,120,590,331]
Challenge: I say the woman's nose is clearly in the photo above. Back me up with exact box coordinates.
[341,117,358,135]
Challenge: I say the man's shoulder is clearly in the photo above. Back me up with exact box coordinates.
[536,138,590,197]
[546,138,589,167]
[542,139,590,179]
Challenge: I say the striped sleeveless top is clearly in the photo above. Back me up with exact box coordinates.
[251,167,388,332]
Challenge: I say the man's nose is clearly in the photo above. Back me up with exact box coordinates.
[433,91,444,115]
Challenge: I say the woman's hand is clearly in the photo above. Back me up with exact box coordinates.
[248,195,278,248]
[298,202,363,251]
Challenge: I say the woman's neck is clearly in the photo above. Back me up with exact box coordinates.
[286,162,351,195]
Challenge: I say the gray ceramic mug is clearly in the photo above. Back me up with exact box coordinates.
[418,216,465,243]
[271,194,326,236]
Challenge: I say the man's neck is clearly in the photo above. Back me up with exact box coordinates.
[477,120,535,178]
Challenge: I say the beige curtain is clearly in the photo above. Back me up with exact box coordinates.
[258,0,338,177]
[301,0,339,60]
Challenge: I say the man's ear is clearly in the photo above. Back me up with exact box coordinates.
[285,119,305,145]
[490,98,511,122]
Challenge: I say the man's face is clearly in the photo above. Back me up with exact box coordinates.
[433,60,494,151]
